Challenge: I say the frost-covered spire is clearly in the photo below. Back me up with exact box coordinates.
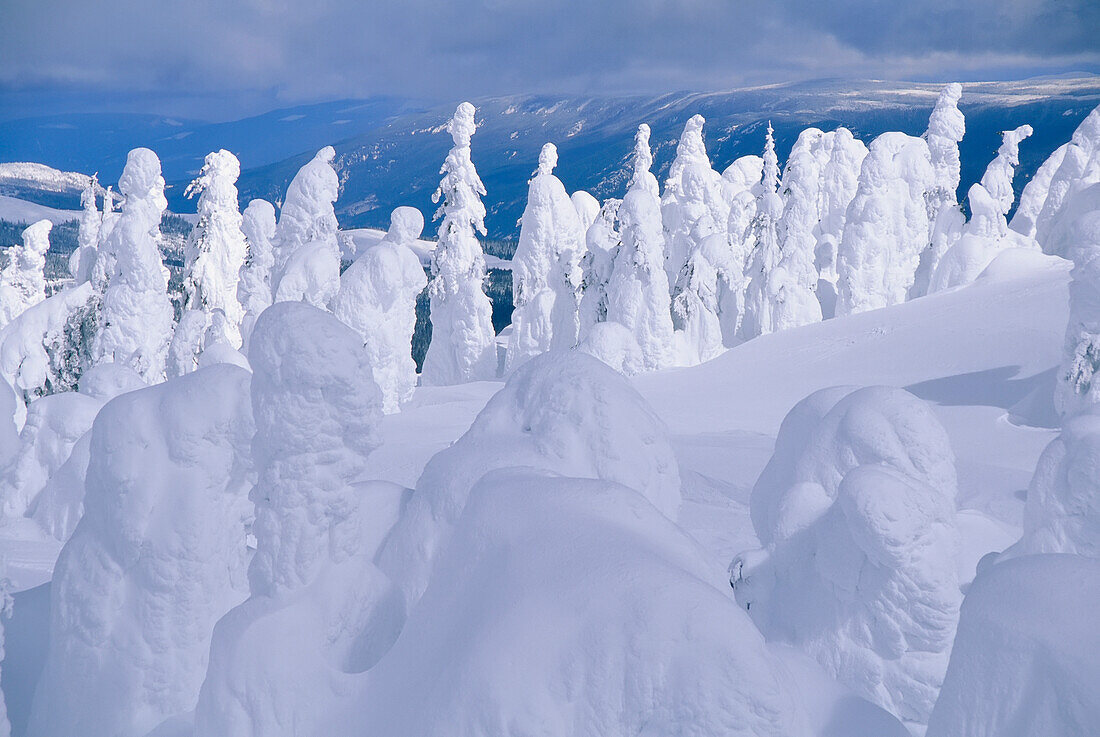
[182,149,248,347]
[0,219,51,329]
[237,199,277,351]
[924,83,965,197]
[605,128,675,371]
[334,206,428,413]
[630,123,658,196]
[70,174,100,284]
[91,147,174,382]
[979,124,1033,218]
[762,122,780,195]
[272,146,341,310]
[420,102,496,385]
[507,142,587,371]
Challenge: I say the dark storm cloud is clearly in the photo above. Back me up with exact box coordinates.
[1,0,1097,116]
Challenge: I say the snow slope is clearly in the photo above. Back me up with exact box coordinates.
[0,197,79,228]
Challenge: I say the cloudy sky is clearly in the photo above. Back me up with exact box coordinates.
[2,0,1098,120]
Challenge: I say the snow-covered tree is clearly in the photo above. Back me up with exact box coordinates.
[69,174,100,284]
[814,128,868,316]
[742,124,822,339]
[420,102,497,385]
[719,155,764,343]
[911,84,967,297]
[1011,143,1068,240]
[507,143,586,371]
[578,198,621,341]
[0,219,51,329]
[929,125,1035,292]
[90,148,174,382]
[662,114,728,287]
[670,167,725,364]
[182,149,247,347]
[334,206,428,413]
[166,309,207,378]
[1033,105,1100,251]
[604,124,675,371]
[272,146,341,310]
[836,132,935,315]
[237,199,277,351]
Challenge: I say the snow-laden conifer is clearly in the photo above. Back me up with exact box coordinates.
[507,143,586,370]
[272,146,341,309]
[237,199,277,350]
[91,148,174,382]
[578,198,621,342]
[836,132,935,315]
[420,102,496,385]
[604,124,675,371]
[0,219,51,329]
[69,174,100,284]
[182,149,247,347]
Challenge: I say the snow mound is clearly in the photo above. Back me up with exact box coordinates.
[734,385,961,726]
[926,554,1100,737]
[577,319,645,376]
[27,364,255,737]
[378,350,681,606]
[340,470,808,737]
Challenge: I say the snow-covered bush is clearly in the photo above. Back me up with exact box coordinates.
[0,219,51,329]
[911,83,966,297]
[732,385,961,726]
[334,206,428,413]
[420,102,497,385]
[926,554,1100,737]
[836,133,936,315]
[577,197,620,341]
[507,143,586,370]
[90,147,174,382]
[742,124,821,339]
[69,174,100,284]
[194,301,395,737]
[929,125,1035,292]
[182,149,248,347]
[379,350,681,605]
[272,146,342,309]
[604,124,675,371]
[27,363,255,737]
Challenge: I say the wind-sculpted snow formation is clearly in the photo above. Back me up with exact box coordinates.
[732,386,961,727]
[27,363,255,737]
[334,206,428,413]
[420,102,497,385]
[272,146,342,309]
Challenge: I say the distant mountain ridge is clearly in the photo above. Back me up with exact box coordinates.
[3,76,1099,239]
